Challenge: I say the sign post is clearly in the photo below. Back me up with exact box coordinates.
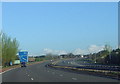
[19,51,28,67]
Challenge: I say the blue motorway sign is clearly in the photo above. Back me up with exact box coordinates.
[19,51,28,62]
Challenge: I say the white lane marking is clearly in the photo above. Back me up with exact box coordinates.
[72,78,77,80]
[47,71,49,72]
[28,75,29,76]
[60,74,63,76]
[31,78,34,80]
[52,72,55,74]
[0,66,21,74]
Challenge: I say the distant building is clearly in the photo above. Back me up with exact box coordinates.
[34,55,45,58]
[60,54,67,58]
[28,57,35,62]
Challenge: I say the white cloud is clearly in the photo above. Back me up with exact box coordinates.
[72,48,85,55]
[57,50,68,55]
[88,45,104,53]
[43,48,53,54]
[42,45,105,56]
[43,48,67,55]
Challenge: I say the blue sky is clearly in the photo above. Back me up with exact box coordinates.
[2,2,118,55]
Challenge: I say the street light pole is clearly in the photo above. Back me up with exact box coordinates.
[95,53,96,63]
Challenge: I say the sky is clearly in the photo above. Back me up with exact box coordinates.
[1,0,119,2]
[2,2,118,56]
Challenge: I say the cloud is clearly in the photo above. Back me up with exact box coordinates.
[43,48,53,54]
[43,48,67,55]
[42,45,105,56]
[88,45,104,53]
[57,50,68,55]
[72,48,85,55]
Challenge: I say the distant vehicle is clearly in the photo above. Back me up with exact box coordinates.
[14,60,20,65]
[62,61,65,63]
[19,51,28,67]
[28,58,35,62]
[21,62,26,67]
[9,61,13,66]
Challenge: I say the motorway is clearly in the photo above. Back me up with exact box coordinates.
[55,58,120,71]
[2,60,119,82]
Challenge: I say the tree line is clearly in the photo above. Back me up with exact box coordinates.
[0,32,19,67]
[87,45,120,65]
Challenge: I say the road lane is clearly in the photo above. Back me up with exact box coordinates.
[55,58,120,71]
[2,61,119,82]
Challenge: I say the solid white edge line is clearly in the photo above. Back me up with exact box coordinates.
[31,78,34,80]
[0,66,20,74]
[52,72,55,74]
[60,74,63,76]
[1,68,13,74]
[72,78,77,80]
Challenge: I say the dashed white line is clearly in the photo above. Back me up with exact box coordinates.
[31,78,34,80]
[52,72,55,74]
[60,74,63,76]
[72,78,77,80]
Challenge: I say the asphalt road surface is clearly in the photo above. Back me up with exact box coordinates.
[2,61,119,82]
[56,58,120,71]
